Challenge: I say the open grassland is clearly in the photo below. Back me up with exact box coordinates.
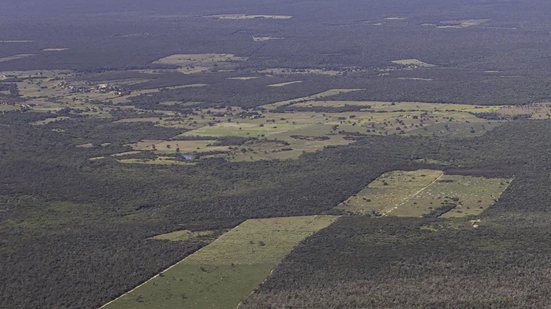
[206,14,292,20]
[42,48,69,52]
[151,230,216,242]
[400,175,512,218]
[130,139,230,154]
[291,100,499,113]
[392,59,435,68]
[227,76,259,80]
[117,157,196,166]
[0,54,35,63]
[337,170,511,218]
[337,170,444,215]
[0,104,19,112]
[102,215,338,309]
[114,99,507,163]
[437,19,490,28]
[268,81,302,87]
[181,121,309,138]
[5,70,546,165]
[259,68,344,77]
[488,103,551,120]
[263,89,364,110]
[6,70,213,121]
[153,54,246,74]
[179,111,354,161]
[287,100,502,137]
[253,36,284,42]
[153,54,247,66]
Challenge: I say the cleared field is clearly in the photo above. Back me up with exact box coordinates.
[102,215,338,309]
[337,170,444,215]
[392,59,435,68]
[0,54,35,63]
[117,157,195,166]
[490,103,551,120]
[42,48,68,52]
[400,175,512,218]
[227,76,259,80]
[130,139,230,154]
[253,36,283,42]
[337,170,511,217]
[410,121,502,138]
[397,77,433,81]
[259,68,343,77]
[291,100,499,113]
[31,116,71,126]
[268,81,302,87]
[0,40,33,43]
[286,101,501,137]
[437,19,490,29]
[206,14,292,20]
[110,151,141,157]
[227,134,350,162]
[0,104,19,112]
[385,16,407,21]
[153,54,246,75]
[151,230,216,242]
[176,66,209,74]
[263,89,364,110]
[153,54,246,66]
[181,121,309,138]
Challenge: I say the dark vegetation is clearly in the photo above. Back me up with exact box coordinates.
[0,111,437,308]
[2,0,551,308]
[243,120,551,308]
[3,1,551,105]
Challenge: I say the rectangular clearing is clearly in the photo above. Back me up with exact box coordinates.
[337,170,511,218]
[102,215,338,309]
[337,170,443,215]
[400,175,511,218]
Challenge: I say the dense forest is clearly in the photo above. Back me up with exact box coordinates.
[243,121,551,308]
[2,0,551,308]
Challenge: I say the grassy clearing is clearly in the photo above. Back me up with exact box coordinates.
[392,59,435,68]
[151,230,216,242]
[337,170,444,216]
[287,101,501,137]
[0,104,20,112]
[130,139,230,154]
[0,54,35,63]
[259,68,343,77]
[176,66,209,74]
[102,215,338,309]
[30,116,70,125]
[153,54,246,75]
[410,121,502,138]
[291,100,499,113]
[179,111,354,161]
[397,77,433,81]
[263,89,364,110]
[0,40,33,43]
[117,157,195,166]
[253,36,284,42]
[42,48,68,52]
[207,14,292,20]
[181,121,308,138]
[400,175,512,218]
[437,19,490,29]
[268,81,302,87]
[154,54,246,66]
[337,170,511,218]
[491,103,551,120]
[227,76,259,80]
